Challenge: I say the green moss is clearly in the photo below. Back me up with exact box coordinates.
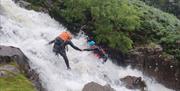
[0,73,36,91]
[0,66,36,91]
[31,5,41,11]
[9,61,18,67]
[147,42,158,48]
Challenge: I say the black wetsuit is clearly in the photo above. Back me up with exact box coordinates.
[49,37,81,69]
[84,46,108,63]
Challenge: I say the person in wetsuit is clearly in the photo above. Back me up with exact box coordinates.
[48,31,82,69]
[83,40,108,63]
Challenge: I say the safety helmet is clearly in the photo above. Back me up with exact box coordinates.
[59,31,72,41]
[88,40,95,46]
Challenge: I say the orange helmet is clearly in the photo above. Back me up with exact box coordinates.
[59,31,72,41]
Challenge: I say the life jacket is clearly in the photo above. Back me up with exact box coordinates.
[59,31,72,41]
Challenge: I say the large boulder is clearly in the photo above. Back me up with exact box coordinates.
[0,45,30,74]
[82,82,115,91]
[125,44,180,90]
[0,45,45,91]
[120,76,146,91]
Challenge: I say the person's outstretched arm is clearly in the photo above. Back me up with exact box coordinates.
[83,48,97,51]
[83,46,99,51]
[68,41,82,51]
[48,39,55,45]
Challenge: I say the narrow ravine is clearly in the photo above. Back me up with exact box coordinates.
[0,0,174,91]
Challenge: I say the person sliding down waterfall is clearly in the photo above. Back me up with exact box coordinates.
[48,31,83,70]
[83,40,108,64]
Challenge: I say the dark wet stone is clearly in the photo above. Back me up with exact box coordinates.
[120,76,146,90]
[82,82,115,91]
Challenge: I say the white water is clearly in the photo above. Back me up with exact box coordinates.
[0,0,174,91]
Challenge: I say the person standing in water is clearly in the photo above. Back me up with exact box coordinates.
[48,31,82,69]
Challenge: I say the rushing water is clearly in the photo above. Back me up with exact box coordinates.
[0,0,174,91]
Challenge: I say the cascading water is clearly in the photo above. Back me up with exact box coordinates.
[0,0,174,91]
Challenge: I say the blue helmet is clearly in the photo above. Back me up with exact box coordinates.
[88,40,95,46]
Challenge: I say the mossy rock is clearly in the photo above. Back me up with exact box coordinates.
[0,61,36,91]
[0,64,36,91]
[0,45,44,91]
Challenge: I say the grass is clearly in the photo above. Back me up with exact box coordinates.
[0,64,36,91]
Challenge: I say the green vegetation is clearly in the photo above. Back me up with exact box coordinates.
[140,0,180,19]
[25,0,180,62]
[0,64,36,91]
[0,73,35,91]
[60,0,141,52]
[131,1,180,61]
[27,0,142,52]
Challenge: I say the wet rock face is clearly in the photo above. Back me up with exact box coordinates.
[82,82,115,91]
[125,45,180,90]
[0,45,45,91]
[0,45,30,74]
[13,0,31,9]
[13,0,49,13]
[120,76,146,91]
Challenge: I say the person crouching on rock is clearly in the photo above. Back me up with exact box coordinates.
[83,40,108,63]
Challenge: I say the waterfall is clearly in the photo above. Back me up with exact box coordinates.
[0,0,174,91]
